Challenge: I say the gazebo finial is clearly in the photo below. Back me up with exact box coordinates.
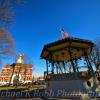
[60,28,69,39]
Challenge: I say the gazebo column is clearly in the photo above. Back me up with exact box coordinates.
[74,60,79,72]
[56,62,59,74]
[68,47,76,72]
[46,60,49,75]
[62,61,66,73]
[58,62,63,74]
[83,49,94,73]
[51,61,54,74]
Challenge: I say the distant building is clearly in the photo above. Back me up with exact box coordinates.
[0,54,33,85]
[34,76,44,81]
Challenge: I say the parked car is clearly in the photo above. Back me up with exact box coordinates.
[34,80,47,85]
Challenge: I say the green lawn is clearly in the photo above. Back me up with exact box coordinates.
[0,85,46,90]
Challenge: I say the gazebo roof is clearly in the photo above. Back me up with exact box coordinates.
[40,37,94,61]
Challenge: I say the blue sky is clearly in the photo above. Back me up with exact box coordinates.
[1,0,100,76]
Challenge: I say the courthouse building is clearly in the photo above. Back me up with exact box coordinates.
[0,54,33,84]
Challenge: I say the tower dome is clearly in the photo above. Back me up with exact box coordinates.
[17,54,24,64]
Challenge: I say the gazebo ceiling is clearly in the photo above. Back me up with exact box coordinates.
[40,37,94,61]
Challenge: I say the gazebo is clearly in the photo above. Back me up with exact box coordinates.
[40,37,99,99]
[41,37,94,79]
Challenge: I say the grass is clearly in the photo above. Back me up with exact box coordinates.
[0,85,46,90]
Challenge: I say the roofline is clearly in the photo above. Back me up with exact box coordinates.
[40,37,94,58]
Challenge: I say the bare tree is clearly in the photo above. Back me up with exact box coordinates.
[90,38,100,71]
[0,0,25,24]
[0,28,15,59]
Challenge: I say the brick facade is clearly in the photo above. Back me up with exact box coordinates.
[0,63,32,84]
